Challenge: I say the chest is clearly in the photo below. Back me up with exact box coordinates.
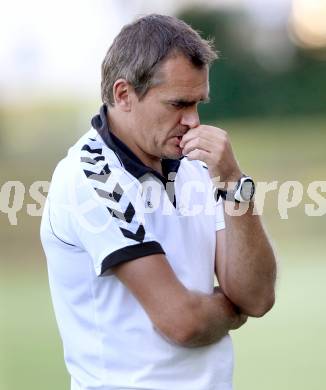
[141,169,217,292]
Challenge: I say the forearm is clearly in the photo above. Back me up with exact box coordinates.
[180,123,276,317]
[169,288,246,348]
[219,201,277,316]
[114,252,246,350]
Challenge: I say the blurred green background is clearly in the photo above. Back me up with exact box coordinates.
[1,2,326,390]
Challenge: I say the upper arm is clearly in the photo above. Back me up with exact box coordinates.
[112,253,192,340]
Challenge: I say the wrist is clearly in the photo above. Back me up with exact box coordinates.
[212,288,240,327]
[214,174,256,204]
[211,170,242,189]
[221,169,242,184]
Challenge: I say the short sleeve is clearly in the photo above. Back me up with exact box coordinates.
[199,162,225,232]
[68,161,165,276]
[215,196,225,231]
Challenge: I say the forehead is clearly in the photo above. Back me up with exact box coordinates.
[153,55,209,100]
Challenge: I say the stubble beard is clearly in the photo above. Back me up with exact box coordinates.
[161,150,183,160]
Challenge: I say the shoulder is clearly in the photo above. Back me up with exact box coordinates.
[49,129,140,204]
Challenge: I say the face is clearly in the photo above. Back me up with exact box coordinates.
[128,55,209,161]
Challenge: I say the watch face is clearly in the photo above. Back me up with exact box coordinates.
[240,179,255,201]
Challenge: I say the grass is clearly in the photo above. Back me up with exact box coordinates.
[233,246,326,390]
[0,104,325,389]
[0,261,69,389]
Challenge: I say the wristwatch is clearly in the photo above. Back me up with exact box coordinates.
[215,175,255,203]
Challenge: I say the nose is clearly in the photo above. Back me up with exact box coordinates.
[180,106,200,129]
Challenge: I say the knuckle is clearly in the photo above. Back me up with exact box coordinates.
[216,142,225,154]
[219,128,228,137]
[220,133,228,144]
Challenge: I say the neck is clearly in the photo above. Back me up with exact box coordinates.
[107,110,163,175]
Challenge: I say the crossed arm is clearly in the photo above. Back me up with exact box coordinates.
[216,202,277,318]
[113,125,277,348]
[113,207,276,348]
[113,253,247,348]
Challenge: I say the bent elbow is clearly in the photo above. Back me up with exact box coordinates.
[153,294,207,347]
[169,325,201,347]
[243,292,275,318]
[154,318,201,347]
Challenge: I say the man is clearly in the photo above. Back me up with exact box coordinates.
[41,14,276,390]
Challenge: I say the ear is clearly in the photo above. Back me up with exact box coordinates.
[112,79,133,112]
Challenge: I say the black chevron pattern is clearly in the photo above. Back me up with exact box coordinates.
[84,164,112,183]
[81,144,102,154]
[107,202,135,223]
[120,224,145,243]
[80,140,145,243]
[80,156,105,165]
[95,184,123,202]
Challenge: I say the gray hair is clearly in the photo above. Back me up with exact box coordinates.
[101,14,217,106]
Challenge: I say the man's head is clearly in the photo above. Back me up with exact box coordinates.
[101,14,218,163]
[101,14,217,107]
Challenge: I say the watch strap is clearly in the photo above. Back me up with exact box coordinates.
[214,174,254,203]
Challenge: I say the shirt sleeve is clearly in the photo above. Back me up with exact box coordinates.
[68,161,165,276]
[215,195,225,231]
[199,162,226,232]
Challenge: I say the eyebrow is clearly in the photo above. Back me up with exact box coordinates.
[167,96,210,106]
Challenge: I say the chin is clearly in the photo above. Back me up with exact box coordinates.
[162,149,183,160]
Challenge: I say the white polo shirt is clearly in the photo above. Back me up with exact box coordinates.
[40,105,233,390]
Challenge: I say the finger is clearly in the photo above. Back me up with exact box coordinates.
[180,128,201,148]
[240,314,248,325]
[230,314,247,330]
[185,149,211,164]
[182,137,212,156]
[181,126,227,148]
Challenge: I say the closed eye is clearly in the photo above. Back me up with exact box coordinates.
[170,102,189,109]
[168,98,210,109]
[169,101,197,109]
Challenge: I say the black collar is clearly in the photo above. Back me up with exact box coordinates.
[91,105,182,185]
